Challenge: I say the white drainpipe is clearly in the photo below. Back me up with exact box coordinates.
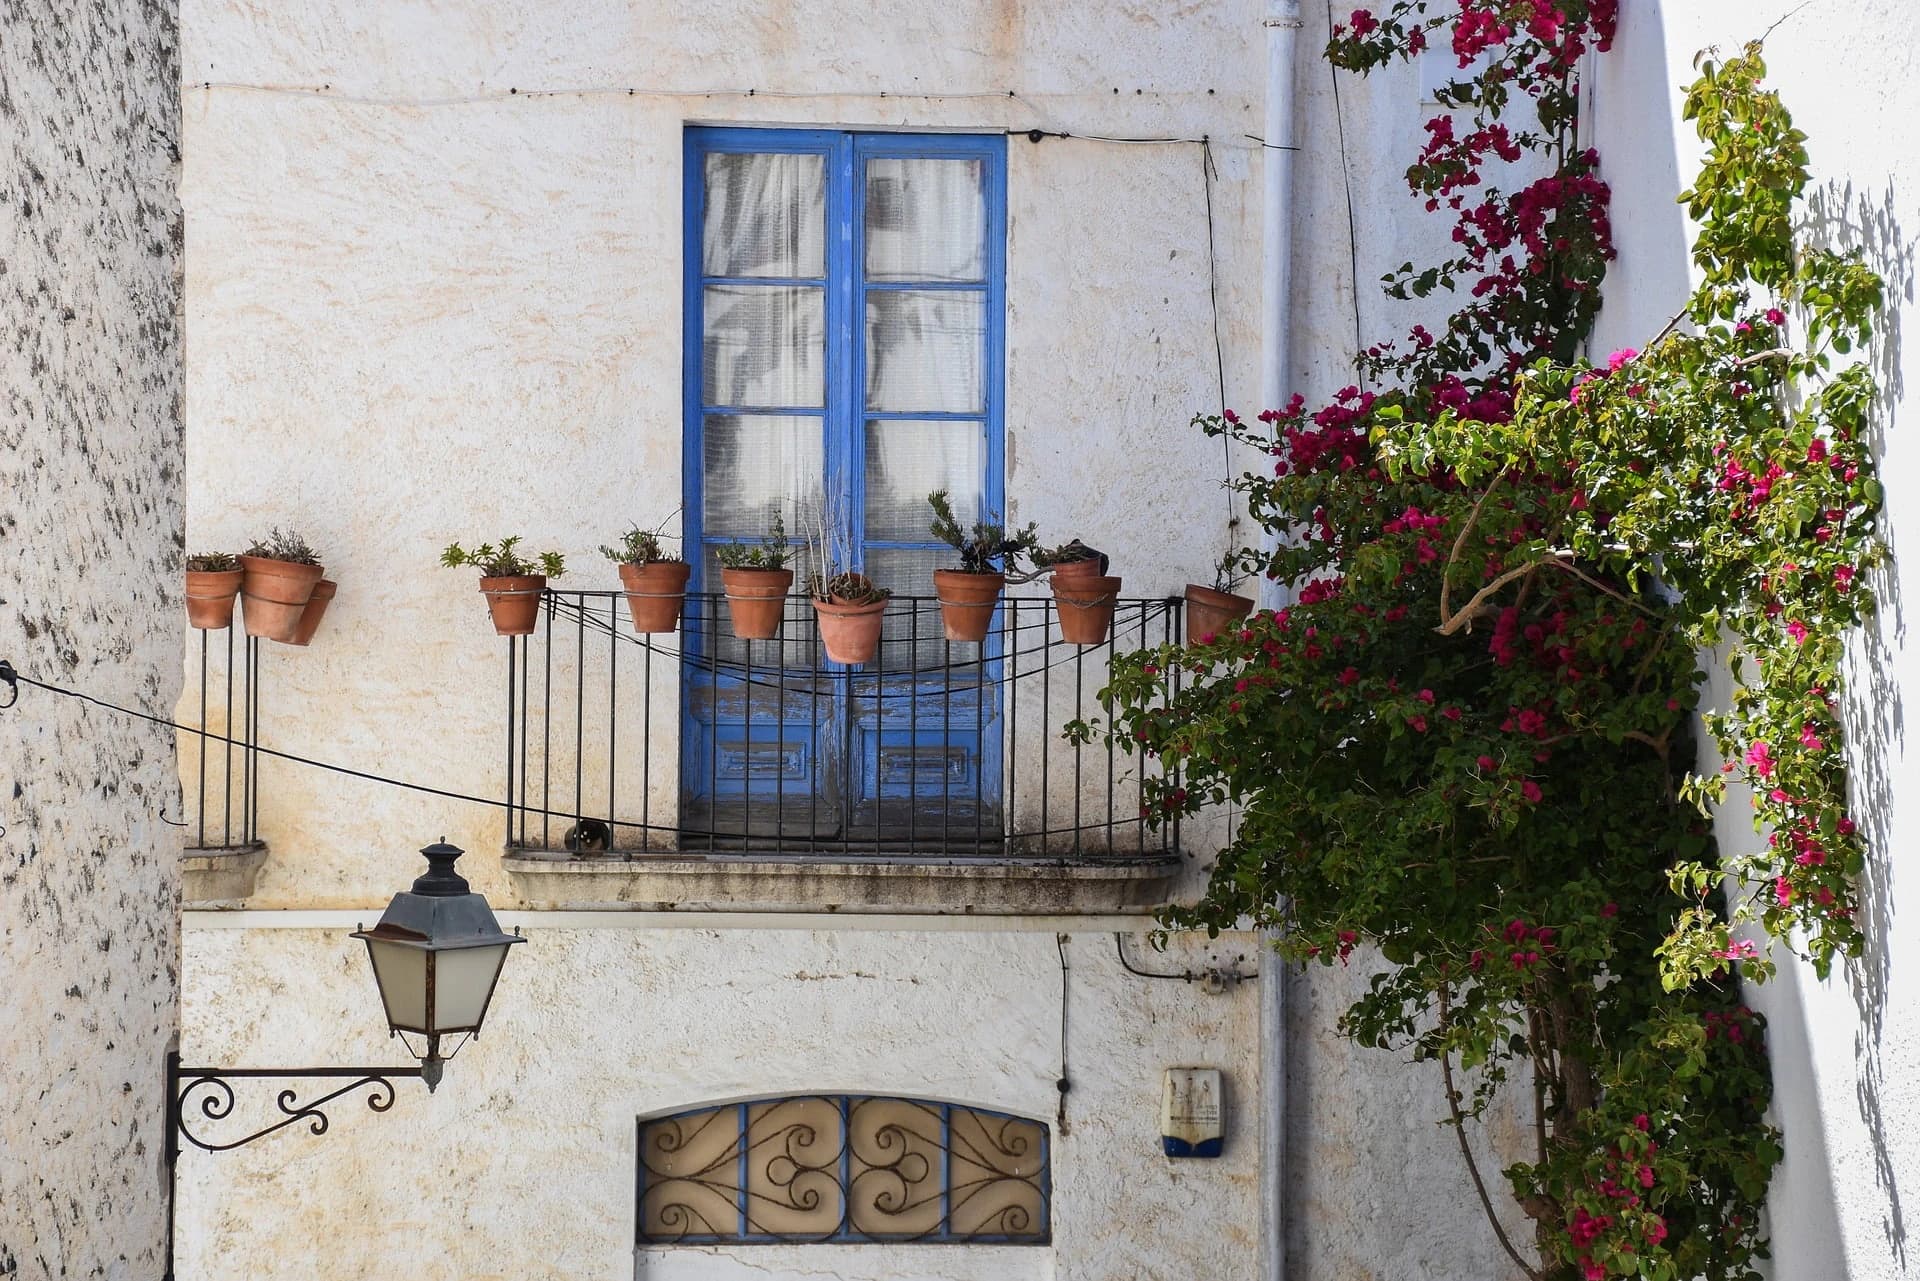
[1259,6,1303,1281]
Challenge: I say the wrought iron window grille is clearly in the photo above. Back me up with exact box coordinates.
[637,1095,1050,1245]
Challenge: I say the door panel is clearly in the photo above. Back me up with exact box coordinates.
[684,132,1004,848]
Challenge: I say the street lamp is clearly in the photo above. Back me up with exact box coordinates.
[165,841,521,1279]
[353,841,524,1090]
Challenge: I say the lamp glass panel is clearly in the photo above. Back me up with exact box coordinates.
[364,939,428,1031]
[432,944,509,1031]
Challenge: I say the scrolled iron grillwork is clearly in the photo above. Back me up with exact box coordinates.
[169,1064,418,1154]
[637,1095,1049,1245]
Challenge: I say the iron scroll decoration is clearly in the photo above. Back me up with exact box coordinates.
[168,1063,418,1154]
[637,1095,1050,1245]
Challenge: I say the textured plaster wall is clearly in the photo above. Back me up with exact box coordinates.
[1592,5,1920,1277]
[178,923,1261,1281]
[0,2,184,1278]
[176,0,1269,908]
[174,4,1268,1280]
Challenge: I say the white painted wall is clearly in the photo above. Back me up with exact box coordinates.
[174,3,1272,1278]
[1591,5,1920,1277]
[178,921,1261,1280]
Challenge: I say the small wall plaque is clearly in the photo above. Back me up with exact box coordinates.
[1161,1067,1224,1159]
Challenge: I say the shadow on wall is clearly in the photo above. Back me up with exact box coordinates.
[1810,176,1916,1271]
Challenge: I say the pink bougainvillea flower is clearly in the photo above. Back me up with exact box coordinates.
[1521,779,1543,803]
[1607,346,1638,371]
[1786,619,1809,644]
[1746,741,1775,778]
[1766,307,1787,326]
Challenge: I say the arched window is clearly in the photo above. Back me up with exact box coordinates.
[637,1095,1049,1244]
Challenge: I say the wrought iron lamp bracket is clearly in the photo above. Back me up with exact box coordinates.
[163,1051,425,1280]
[165,1052,425,1155]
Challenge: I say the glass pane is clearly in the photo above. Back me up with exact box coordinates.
[366,940,426,1032]
[703,152,826,279]
[747,1099,847,1236]
[703,285,825,408]
[701,414,824,538]
[640,1106,743,1241]
[864,547,955,670]
[431,944,506,1031]
[863,419,986,542]
[865,290,985,413]
[865,157,986,283]
[847,1097,944,1237]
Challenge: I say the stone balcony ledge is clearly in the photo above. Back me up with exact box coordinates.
[502,848,1183,915]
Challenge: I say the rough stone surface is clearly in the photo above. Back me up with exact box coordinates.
[179,924,1263,1281]
[0,2,184,1278]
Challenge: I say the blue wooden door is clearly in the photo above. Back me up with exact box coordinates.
[682,129,1006,847]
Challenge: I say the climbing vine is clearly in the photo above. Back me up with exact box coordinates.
[1074,8,1883,1280]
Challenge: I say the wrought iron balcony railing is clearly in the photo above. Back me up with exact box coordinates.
[503,591,1181,859]
[181,627,263,854]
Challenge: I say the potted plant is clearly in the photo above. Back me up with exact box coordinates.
[602,518,691,634]
[716,512,794,640]
[185,552,244,630]
[1185,551,1255,643]
[1035,540,1120,645]
[441,537,565,637]
[239,529,325,643]
[928,489,1037,643]
[803,502,890,664]
[286,578,338,647]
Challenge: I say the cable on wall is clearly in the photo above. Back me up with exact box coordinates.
[1056,932,1072,1137]
[1325,0,1367,367]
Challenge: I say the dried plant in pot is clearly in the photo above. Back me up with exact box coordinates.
[1035,540,1120,644]
[927,488,1037,644]
[1185,551,1255,644]
[603,517,690,634]
[239,529,325,642]
[441,537,564,637]
[802,499,890,665]
[185,552,245,630]
[716,512,795,640]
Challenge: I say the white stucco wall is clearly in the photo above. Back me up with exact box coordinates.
[176,0,1268,907]
[0,3,183,1277]
[1591,5,1920,1278]
[174,4,1271,1278]
[178,920,1261,1280]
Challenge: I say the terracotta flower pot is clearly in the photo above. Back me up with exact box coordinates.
[1053,574,1122,645]
[812,595,889,665]
[1185,583,1254,643]
[619,560,692,633]
[721,566,794,640]
[239,555,326,642]
[185,569,245,630]
[933,569,1005,643]
[480,575,547,636]
[283,579,337,647]
[1047,556,1106,582]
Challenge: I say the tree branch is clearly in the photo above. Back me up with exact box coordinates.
[1437,984,1546,1281]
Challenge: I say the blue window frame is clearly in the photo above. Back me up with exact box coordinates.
[681,128,1008,842]
[682,127,1007,591]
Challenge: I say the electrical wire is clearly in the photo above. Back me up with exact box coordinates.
[1326,0,1368,367]
[1055,932,1072,1136]
[1199,136,1240,564]
[0,658,1163,845]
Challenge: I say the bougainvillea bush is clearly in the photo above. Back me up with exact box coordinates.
[1076,9,1883,1279]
